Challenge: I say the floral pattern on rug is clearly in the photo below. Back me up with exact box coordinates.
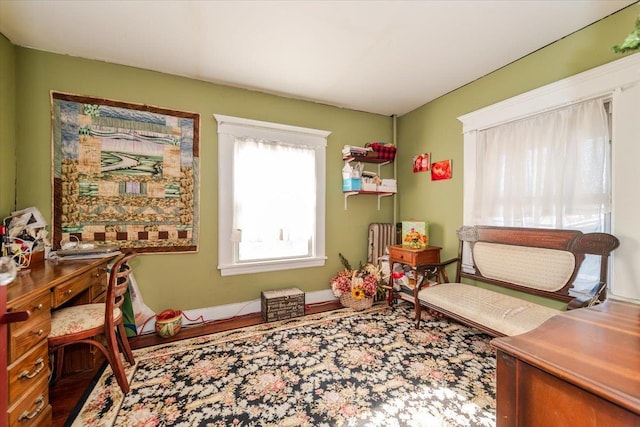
[71,304,496,427]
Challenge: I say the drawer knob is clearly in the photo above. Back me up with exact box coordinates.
[35,303,43,311]
[18,394,45,421]
[65,289,73,295]
[18,357,45,380]
[34,329,44,337]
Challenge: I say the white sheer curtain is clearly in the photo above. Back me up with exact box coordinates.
[474,98,610,230]
[473,98,611,294]
[234,136,316,261]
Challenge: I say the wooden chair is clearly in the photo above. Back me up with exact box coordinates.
[48,252,137,393]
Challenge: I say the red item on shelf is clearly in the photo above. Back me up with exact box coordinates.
[367,142,396,161]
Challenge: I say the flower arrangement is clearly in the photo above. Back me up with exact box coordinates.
[330,253,386,309]
[403,228,428,249]
[401,221,428,249]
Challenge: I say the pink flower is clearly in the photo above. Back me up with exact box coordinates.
[330,258,385,298]
[331,275,352,296]
[361,275,378,297]
[342,403,357,417]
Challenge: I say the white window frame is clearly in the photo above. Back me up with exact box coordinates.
[214,114,330,276]
[458,53,640,302]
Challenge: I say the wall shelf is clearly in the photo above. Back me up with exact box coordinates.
[343,156,391,166]
[342,154,396,210]
[343,190,395,210]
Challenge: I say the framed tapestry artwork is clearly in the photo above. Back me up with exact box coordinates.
[51,92,200,253]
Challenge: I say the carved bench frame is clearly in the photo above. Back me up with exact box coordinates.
[414,225,620,336]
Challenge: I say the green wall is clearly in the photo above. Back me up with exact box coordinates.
[3,4,638,312]
[0,33,16,218]
[397,4,639,307]
[10,49,394,312]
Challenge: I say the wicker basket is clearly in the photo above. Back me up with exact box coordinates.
[340,293,374,310]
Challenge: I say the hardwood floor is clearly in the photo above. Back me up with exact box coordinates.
[50,300,342,426]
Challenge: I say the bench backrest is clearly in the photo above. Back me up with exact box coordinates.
[456,226,620,302]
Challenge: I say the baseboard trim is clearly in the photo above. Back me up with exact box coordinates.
[138,289,337,334]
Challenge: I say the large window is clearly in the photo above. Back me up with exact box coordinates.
[472,98,611,295]
[458,54,640,302]
[214,115,329,276]
[473,98,611,230]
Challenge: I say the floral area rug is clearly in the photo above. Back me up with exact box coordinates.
[70,304,496,426]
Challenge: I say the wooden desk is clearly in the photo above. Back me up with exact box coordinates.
[387,245,441,307]
[4,257,115,427]
[492,300,640,427]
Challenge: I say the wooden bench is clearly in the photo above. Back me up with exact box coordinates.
[414,225,620,337]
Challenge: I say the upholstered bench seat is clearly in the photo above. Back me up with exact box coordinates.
[417,283,561,336]
[414,226,619,337]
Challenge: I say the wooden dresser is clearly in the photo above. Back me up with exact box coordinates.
[492,300,640,427]
[4,257,115,427]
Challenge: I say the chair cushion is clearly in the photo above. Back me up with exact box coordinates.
[417,283,561,336]
[49,304,121,338]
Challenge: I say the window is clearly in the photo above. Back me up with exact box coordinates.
[472,98,611,295]
[214,115,329,276]
[473,98,611,230]
[458,54,640,301]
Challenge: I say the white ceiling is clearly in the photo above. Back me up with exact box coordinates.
[0,0,635,116]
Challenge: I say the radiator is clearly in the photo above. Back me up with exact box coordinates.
[367,223,395,267]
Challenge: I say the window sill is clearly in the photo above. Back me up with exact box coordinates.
[218,256,327,276]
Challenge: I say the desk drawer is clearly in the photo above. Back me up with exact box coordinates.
[90,278,108,301]
[52,265,106,307]
[8,292,51,365]
[17,403,51,427]
[7,375,49,426]
[9,292,51,332]
[90,265,109,302]
[389,245,440,265]
[10,315,51,363]
[8,340,50,405]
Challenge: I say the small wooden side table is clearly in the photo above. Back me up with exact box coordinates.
[387,244,441,306]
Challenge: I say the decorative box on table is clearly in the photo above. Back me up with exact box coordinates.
[401,221,429,249]
[261,287,305,322]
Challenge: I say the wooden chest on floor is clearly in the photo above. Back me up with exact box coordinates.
[261,288,305,322]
